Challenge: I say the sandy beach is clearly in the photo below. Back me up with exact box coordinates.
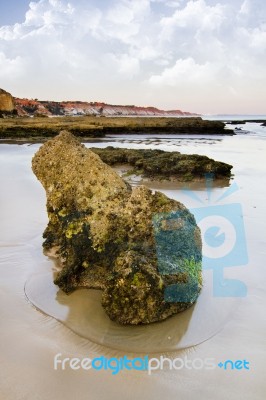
[0,123,266,399]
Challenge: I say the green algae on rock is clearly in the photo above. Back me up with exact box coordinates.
[32,131,202,325]
[91,147,232,181]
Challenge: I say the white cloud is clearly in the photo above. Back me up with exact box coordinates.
[0,52,25,78]
[160,0,226,38]
[150,0,183,6]
[149,57,217,86]
[96,0,151,44]
[166,1,184,7]
[25,0,74,27]
[239,0,250,15]
[238,26,266,53]
[106,53,140,78]
[0,0,75,40]
[0,0,265,113]
[107,0,150,24]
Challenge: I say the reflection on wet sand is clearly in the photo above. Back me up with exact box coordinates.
[24,267,236,353]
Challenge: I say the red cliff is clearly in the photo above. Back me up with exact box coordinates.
[14,97,198,117]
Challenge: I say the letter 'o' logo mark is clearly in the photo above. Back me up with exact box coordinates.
[198,215,237,259]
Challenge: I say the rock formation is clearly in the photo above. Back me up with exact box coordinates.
[32,131,202,325]
[0,89,16,117]
[15,97,197,117]
[91,147,232,181]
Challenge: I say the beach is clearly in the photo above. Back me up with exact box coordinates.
[0,122,266,399]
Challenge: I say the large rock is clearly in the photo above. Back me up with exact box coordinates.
[32,131,202,325]
[0,88,16,116]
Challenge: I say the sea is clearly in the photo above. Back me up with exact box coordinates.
[0,116,265,400]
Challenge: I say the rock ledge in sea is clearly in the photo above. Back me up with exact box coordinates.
[32,131,202,325]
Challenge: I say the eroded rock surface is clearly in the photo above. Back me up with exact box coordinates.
[15,97,196,117]
[91,147,232,181]
[32,131,202,325]
[0,88,16,117]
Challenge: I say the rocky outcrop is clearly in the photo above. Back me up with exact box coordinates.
[15,97,198,117]
[92,147,232,181]
[0,89,16,117]
[0,86,197,117]
[0,115,233,139]
[32,131,202,325]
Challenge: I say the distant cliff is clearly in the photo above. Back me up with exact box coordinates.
[0,89,16,117]
[0,87,199,117]
[0,88,235,139]
[14,97,198,117]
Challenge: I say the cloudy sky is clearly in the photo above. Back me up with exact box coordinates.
[0,0,265,114]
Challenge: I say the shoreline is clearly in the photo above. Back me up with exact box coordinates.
[0,134,233,182]
[0,116,234,140]
[226,119,266,125]
[113,164,231,188]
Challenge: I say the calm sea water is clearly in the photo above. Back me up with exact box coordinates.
[203,114,266,121]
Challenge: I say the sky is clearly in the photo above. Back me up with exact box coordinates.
[0,0,266,114]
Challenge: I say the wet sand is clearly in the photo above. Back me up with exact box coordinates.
[0,126,266,399]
